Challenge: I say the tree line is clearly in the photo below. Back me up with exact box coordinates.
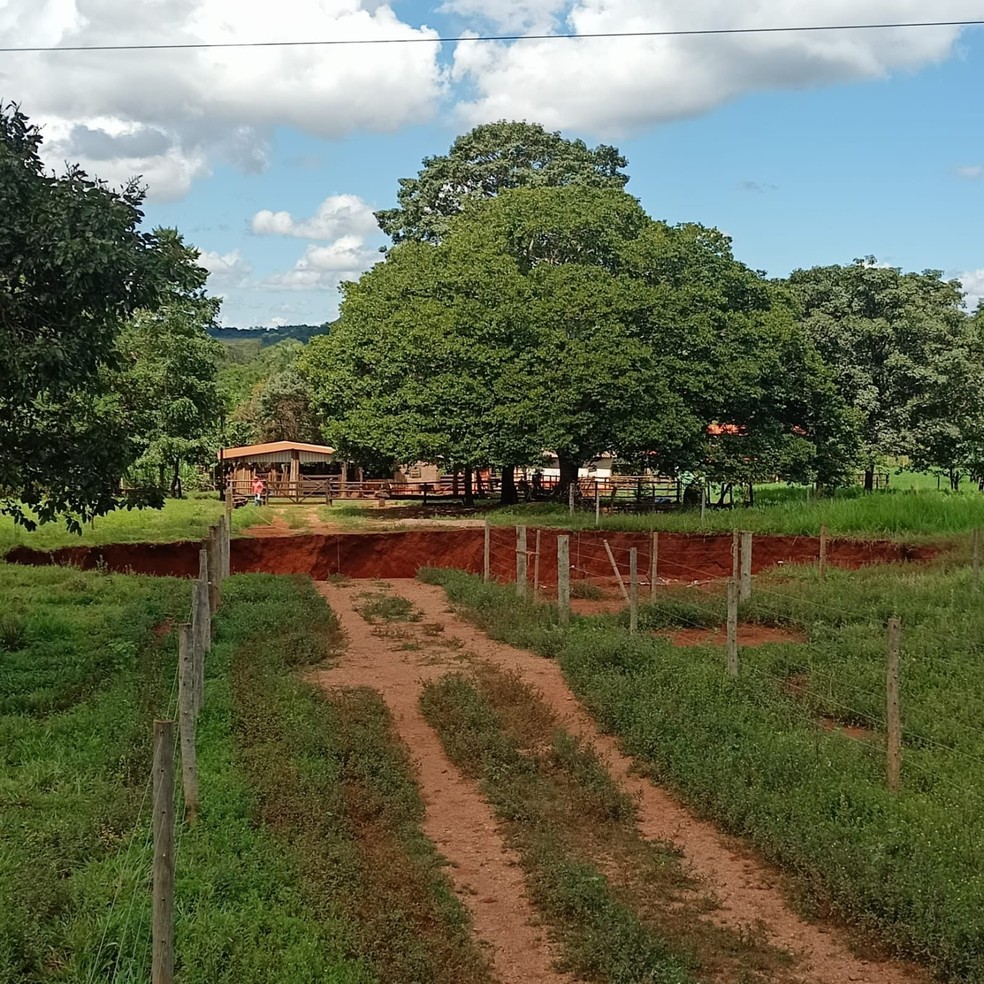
[298,121,984,502]
[3,107,982,528]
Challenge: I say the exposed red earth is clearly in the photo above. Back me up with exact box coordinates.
[6,529,937,581]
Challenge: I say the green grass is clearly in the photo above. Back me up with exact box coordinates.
[0,567,489,983]
[421,665,790,984]
[0,497,274,556]
[483,489,984,539]
[419,563,984,982]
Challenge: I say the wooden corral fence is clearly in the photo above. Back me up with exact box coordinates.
[227,475,464,504]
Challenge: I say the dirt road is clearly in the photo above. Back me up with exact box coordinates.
[310,578,927,984]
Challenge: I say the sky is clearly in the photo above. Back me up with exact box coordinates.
[1,0,983,326]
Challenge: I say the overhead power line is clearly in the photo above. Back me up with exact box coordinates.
[1,19,983,54]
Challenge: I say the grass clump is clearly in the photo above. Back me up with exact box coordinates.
[421,564,984,982]
[0,565,374,984]
[355,591,422,624]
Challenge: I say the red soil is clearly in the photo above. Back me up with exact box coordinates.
[661,624,807,647]
[5,528,936,582]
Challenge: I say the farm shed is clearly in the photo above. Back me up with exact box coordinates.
[218,441,358,501]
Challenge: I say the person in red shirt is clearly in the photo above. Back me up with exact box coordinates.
[252,475,266,506]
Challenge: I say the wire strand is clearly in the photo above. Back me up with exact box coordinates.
[2,19,983,54]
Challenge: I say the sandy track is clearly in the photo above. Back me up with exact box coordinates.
[341,578,928,984]
[311,581,573,984]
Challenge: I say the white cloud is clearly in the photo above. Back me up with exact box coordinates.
[451,1,982,135]
[962,269,984,312]
[263,238,381,291]
[956,165,983,180]
[252,194,380,239]
[440,0,566,32]
[197,249,253,291]
[2,0,444,200]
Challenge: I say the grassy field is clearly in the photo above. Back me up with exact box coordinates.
[420,561,984,982]
[486,489,984,539]
[0,566,487,983]
[0,497,276,555]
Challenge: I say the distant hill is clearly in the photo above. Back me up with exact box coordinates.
[208,323,331,346]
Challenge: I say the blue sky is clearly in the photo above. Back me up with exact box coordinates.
[3,1,982,324]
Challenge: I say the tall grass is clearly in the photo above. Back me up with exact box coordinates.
[486,489,984,539]
[420,563,984,981]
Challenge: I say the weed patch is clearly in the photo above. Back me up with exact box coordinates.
[355,591,422,624]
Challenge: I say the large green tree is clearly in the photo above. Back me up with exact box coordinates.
[374,120,629,244]
[306,186,845,500]
[0,103,209,527]
[787,260,973,489]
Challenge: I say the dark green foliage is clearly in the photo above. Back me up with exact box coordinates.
[0,104,212,528]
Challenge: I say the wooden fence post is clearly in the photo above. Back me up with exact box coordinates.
[516,527,527,598]
[819,524,828,582]
[224,486,233,525]
[177,624,199,825]
[223,512,231,579]
[740,531,752,601]
[886,617,902,792]
[195,548,210,715]
[629,548,639,635]
[700,486,706,523]
[206,526,220,615]
[483,521,491,583]
[726,578,739,678]
[594,482,601,527]
[568,482,575,516]
[650,531,659,600]
[533,529,542,599]
[558,535,570,627]
[731,530,740,582]
[973,528,981,592]
[152,720,175,984]
[603,539,630,604]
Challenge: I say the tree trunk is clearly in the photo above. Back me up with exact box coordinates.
[500,465,518,505]
[747,482,755,506]
[170,460,182,499]
[463,465,474,507]
[558,453,579,501]
[950,469,961,492]
[158,463,166,490]
[452,466,460,499]
[863,468,874,493]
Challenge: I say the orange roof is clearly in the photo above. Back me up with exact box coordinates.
[218,441,336,460]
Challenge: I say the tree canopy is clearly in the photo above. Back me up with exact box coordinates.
[0,103,216,527]
[304,185,845,498]
[374,120,629,244]
[786,259,975,488]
